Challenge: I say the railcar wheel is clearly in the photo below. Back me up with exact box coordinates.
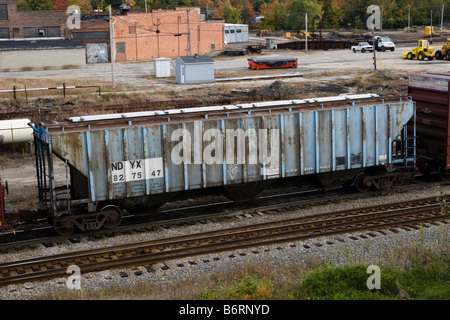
[54,214,75,235]
[101,205,122,229]
[390,170,405,189]
[355,173,370,193]
[391,175,405,189]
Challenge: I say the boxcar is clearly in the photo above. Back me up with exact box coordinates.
[408,72,450,174]
[30,94,415,234]
[0,176,6,231]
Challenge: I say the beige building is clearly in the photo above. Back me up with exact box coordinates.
[0,40,86,71]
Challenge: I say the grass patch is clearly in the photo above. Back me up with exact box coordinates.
[195,248,449,300]
[36,228,449,300]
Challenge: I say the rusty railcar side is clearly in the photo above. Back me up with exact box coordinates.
[30,94,416,234]
[408,73,450,174]
[0,177,5,230]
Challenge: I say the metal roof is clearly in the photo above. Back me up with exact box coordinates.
[177,55,214,64]
[66,94,381,123]
[0,40,84,51]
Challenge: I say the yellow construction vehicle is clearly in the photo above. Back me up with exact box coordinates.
[402,39,435,61]
[435,38,450,60]
[299,30,310,37]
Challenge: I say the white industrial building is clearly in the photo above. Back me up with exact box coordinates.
[224,24,249,43]
[154,57,172,78]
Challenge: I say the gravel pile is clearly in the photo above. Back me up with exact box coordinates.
[250,80,298,97]
[0,183,449,300]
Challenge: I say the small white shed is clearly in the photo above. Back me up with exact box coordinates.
[154,57,171,78]
[175,55,214,84]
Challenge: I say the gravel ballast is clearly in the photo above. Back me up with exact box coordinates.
[0,183,449,300]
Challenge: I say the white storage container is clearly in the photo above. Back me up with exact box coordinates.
[154,57,171,78]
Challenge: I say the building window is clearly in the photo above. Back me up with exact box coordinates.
[116,42,126,54]
[129,26,136,34]
[0,5,8,20]
[211,43,215,50]
[46,27,61,37]
[23,27,60,38]
[0,28,9,39]
[72,31,109,41]
[23,27,37,38]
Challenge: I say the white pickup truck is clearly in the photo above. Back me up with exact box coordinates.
[351,42,374,53]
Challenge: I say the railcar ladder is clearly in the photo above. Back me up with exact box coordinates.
[35,136,71,216]
[392,124,416,170]
[53,160,71,215]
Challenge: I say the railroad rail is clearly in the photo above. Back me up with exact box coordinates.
[0,197,447,287]
[0,176,440,250]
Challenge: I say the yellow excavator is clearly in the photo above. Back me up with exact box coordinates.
[435,38,450,60]
[402,39,435,60]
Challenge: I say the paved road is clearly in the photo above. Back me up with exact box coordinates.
[0,40,449,89]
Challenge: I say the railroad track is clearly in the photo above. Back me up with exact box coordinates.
[0,177,440,251]
[0,197,447,287]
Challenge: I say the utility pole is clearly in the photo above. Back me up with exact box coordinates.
[441,4,445,32]
[109,5,115,88]
[430,9,433,44]
[305,13,308,52]
[372,24,376,70]
[187,9,192,56]
[408,5,410,31]
[381,5,383,33]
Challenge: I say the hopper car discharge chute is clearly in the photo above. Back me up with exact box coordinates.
[29,94,416,235]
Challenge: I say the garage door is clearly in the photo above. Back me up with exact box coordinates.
[86,43,109,63]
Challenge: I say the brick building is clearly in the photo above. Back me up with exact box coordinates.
[112,8,224,62]
[0,0,67,39]
[68,12,111,63]
[0,2,225,63]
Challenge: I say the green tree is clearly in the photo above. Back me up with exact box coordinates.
[17,0,53,10]
[241,0,256,24]
[321,0,345,28]
[259,0,289,30]
[287,0,322,30]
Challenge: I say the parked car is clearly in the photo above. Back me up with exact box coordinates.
[351,42,374,53]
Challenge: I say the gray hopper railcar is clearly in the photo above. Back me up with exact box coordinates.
[30,94,416,235]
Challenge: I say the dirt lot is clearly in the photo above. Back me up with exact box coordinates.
[0,31,449,97]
